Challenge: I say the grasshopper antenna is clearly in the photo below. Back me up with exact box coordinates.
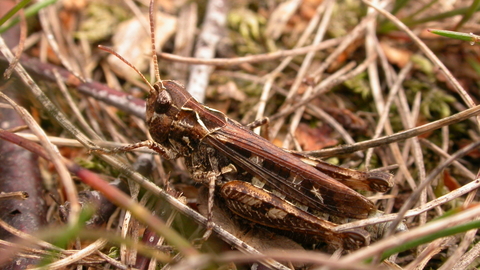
[149,0,163,86]
[98,0,163,93]
[97,45,156,93]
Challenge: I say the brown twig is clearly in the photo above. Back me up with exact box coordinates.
[158,38,342,66]
[0,54,146,118]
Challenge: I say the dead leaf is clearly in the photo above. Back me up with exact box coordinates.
[265,0,301,40]
[108,12,177,78]
[298,0,323,20]
[458,139,480,158]
[379,41,412,68]
[295,123,338,151]
[323,107,367,132]
[443,171,461,191]
[215,81,247,102]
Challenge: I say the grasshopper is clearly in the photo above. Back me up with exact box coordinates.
[98,0,395,250]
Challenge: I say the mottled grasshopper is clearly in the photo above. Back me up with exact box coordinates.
[98,1,394,250]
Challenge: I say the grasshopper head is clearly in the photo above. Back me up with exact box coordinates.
[146,80,192,143]
[99,1,199,149]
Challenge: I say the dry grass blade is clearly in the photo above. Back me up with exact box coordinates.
[27,239,108,270]
[363,0,480,127]
[0,91,80,226]
[0,191,28,200]
[342,204,480,264]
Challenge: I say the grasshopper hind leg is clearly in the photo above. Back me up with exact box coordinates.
[220,180,371,250]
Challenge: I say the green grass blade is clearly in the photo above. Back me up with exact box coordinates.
[391,0,411,15]
[380,5,480,33]
[428,29,480,43]
[0,0,57,34]
[0,0,31,27]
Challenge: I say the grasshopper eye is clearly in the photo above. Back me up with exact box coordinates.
[153,91,171,114]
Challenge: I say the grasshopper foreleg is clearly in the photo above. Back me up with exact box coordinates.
[187,145,225,245]
[91,140,179,160]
